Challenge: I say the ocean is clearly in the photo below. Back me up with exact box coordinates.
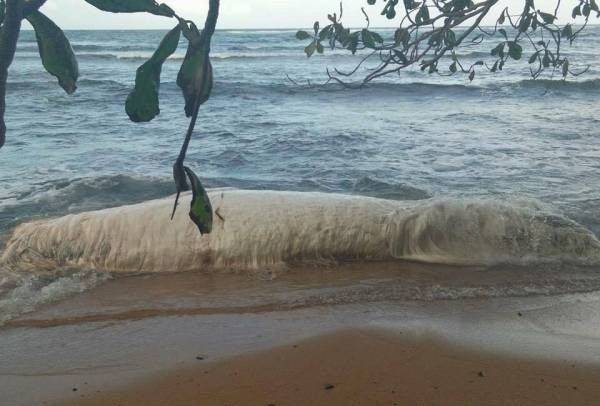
[1,27,599,325]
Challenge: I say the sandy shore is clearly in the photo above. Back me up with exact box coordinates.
[3,267,600,406]
[52,328,600,406]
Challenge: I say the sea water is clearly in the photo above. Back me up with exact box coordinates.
[1,28,599,324]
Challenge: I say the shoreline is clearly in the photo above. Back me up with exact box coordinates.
[52,328,600,406]
[4,261,600,406]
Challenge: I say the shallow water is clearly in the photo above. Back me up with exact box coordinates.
[1,28,600,324]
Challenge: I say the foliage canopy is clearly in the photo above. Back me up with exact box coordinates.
[296,0,599,86]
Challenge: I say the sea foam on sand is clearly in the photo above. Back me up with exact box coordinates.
[2,189,600,274]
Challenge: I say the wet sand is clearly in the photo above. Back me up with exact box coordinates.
[54,328,600,406]
[4,266,600,406]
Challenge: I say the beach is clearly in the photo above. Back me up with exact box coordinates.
[2,25,600,406]
[2,260,600,406]
[51,329,600,406]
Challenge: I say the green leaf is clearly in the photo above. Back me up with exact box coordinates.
[385,7,396,19]
[528,51,539,64]
[361,29,377,48]
[445,29,456,47]
[416,5,430,24]
[582,4,591,17]
[491,60,499,72]
[84,0,172,16]
[177,35,213,117]
[538,11,556,24]
[296,30,311,40]
[507,41,522,60]
[26,11,78,94]
[316,41,324,54]
[318,25,332,41]
[572,5,581,18]
[491,42,505,57]
[562,59,569,77]
[347,32,360,54]
[304,41,316,57]
[370,31,384,43]
[469,70,475,81]
[126,25,181,122]
[0,0,5,25]
[449,62,457,73]
[184,166,213,234]
[561,24,573,39]
[497,10,505,25]
[542,53,550,67]
[394,28,409,47]
[393,49,408,63]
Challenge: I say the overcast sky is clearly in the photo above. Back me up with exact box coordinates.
[28,0,593,30]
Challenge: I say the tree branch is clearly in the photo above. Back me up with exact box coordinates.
[0,0,24,149]
[171,0,220,218]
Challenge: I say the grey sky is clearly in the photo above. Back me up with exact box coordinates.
[29,0,592,30]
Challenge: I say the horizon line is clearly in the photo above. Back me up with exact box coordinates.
[20,23,600,31]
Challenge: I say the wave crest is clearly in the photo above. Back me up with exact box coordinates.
[2,190,600,274]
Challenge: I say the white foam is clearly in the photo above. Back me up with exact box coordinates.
[2,190,600,274]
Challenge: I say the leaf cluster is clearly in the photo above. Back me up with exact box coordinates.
[0,0,218,233]
[296,0,599,86]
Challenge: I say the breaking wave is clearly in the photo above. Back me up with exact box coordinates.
[2,189,600,325]
[3,190,600,274]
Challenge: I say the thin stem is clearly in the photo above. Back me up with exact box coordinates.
[171,0,220,219]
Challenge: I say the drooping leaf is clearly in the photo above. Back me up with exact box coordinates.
[562,59,569,77]
[497,10,506,25]
[416,5,430,24]
[528,51,539,64]
[582,4,591,17]
[0,0,5,25]
[507,41,523,60]
[83,0,173,17]
[393,49,407,63]
[444,29,456,47]
[26,11,78,94]
[394,28,409,47]
[491,60,499,72]
[177,36,213,117]
[561,24,573,40]
[361,29,382,48]
[491,42,505,57]
[347,32,360,54]
[296,30,311,40]
[304,41,316,57]
[316,41,324,54]
[538,12,556,24]
[184,166,213,234]
[126,25,181,122]
[318,25,332,42]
